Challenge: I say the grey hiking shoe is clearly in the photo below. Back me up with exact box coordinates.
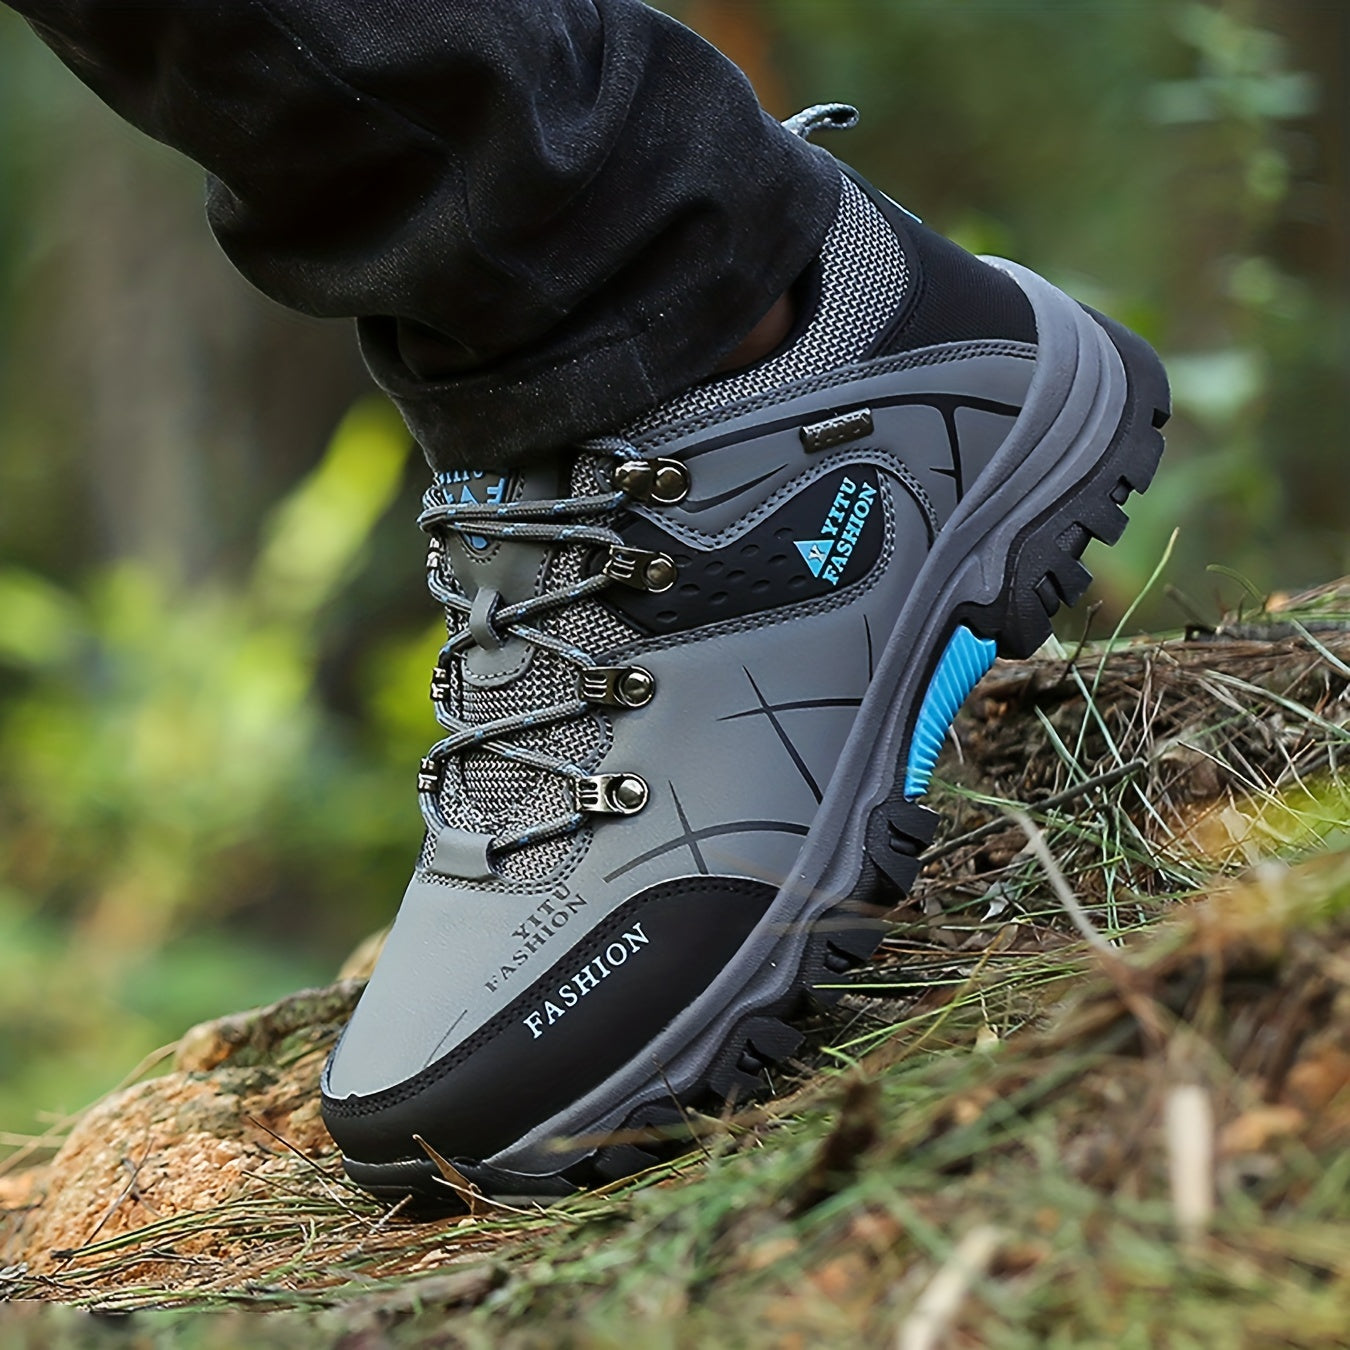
[321,126,1169,1207]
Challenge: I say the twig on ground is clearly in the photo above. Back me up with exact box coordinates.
[896,1224,1003,1350]
[1007,809,1117,958]
[1165,1082,1215,1246]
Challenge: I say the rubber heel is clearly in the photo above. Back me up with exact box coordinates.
[990,308,1170,660]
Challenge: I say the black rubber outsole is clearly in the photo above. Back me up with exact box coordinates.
[346,308,1171,1213]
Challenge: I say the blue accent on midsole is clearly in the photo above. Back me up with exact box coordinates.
[904,626,998,799]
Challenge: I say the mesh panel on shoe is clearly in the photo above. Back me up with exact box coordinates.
[624,177,906,436]
[436,643,599,882]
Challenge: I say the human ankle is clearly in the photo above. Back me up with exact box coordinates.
[715,292,795,373]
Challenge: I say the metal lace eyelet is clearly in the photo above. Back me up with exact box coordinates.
[613,457,691,506]
[417,756,443,793]
[574,773,649,815]
[579,666,656,709]
[602,545,677,592]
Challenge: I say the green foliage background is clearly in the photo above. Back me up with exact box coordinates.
[0,1,1346,1150]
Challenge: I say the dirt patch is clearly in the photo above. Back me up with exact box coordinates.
[2,983,360,1285]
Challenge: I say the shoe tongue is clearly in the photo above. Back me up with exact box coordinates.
[432,450,640,882]
[439,461,564,607]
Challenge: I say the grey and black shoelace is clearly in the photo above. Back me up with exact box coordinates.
[415,437,643,860]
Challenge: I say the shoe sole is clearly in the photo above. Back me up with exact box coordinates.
[344,265,1170,1208]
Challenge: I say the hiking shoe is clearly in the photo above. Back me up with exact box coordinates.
[321,110,1169,1206]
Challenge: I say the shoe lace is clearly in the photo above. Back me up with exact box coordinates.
[415,437,643,860]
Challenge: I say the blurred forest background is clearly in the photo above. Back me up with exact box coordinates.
[0,1,1346,1155]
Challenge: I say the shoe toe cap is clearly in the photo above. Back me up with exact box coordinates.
[321,875,779,1171]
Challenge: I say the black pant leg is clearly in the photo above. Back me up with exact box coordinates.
[11,1,838,468]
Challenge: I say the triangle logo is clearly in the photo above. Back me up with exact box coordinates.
[795,538,835,578]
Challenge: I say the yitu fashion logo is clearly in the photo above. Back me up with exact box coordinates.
[795,474,879,586]
[437,469,512,551]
